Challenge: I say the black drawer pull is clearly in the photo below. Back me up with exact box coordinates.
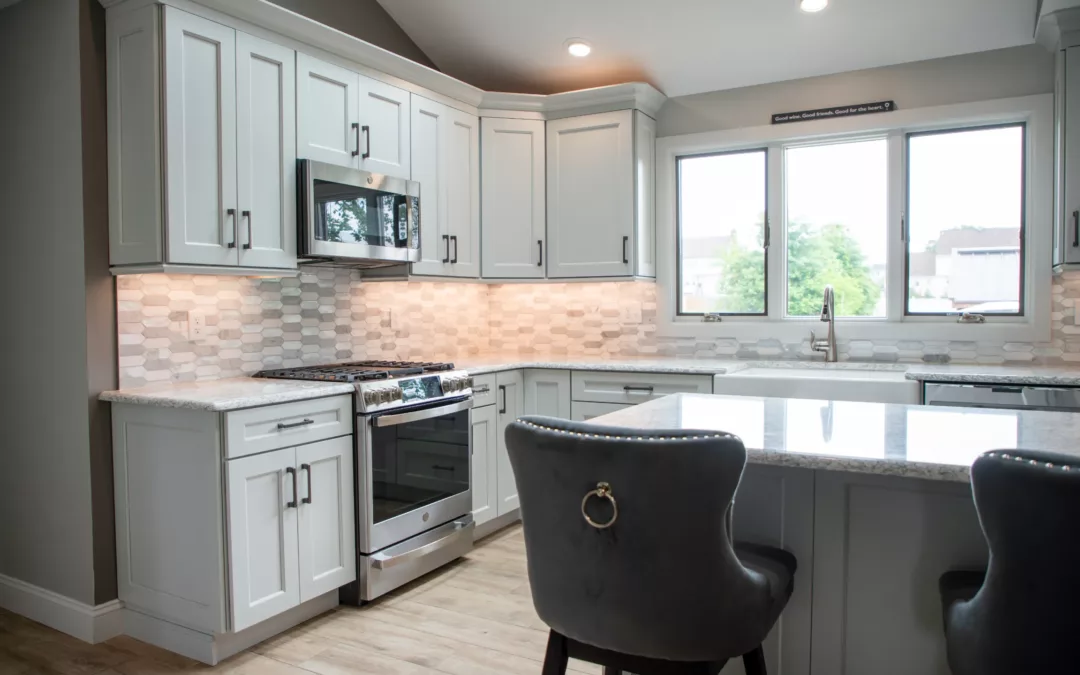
[623,385,655,393]
[277,418,314,430]
[432,464,455,472]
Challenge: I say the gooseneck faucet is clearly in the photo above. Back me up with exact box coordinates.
[810,285,838,363]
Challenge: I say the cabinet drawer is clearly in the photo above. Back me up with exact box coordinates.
[571,401,631,422]
[471,374,497,408]
[571,371,713,405]
[225,395,353,459]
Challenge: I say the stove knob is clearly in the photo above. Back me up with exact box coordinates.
[378,388,392,404]
[390,386,403,401]
[363,389,378,406]
[464,376,474,390]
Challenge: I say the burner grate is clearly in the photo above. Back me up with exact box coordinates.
[254,360,455,383]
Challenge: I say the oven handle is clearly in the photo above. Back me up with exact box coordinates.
[372,398,474,427]
[371,519,474,570]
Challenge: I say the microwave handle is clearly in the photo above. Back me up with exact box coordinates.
[373,398,473,428]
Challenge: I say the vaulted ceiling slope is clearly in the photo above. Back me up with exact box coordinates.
[376,0,1038,97]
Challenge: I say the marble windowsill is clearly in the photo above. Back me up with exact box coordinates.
[581,393,1080,482]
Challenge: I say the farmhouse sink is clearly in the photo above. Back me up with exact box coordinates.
[713,365,920,404]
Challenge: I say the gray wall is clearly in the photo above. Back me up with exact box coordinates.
[267,0,437,70]
[0,0,114,606]
[657,45,1056,137]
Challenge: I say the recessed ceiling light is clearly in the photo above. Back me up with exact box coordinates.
[800,0,828,12]
[566,39,592,57]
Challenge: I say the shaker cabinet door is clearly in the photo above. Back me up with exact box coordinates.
[162,7,238,266]
[481,117,546,279]
[358,76,411,179]
[226,447,300,632]
[296,436,356,603]
[495,370,525,516]
[470,404,499,526]
[443,107,481,278]
[297,54,359,169]
[235,32,297,270]
[410,95,449,276]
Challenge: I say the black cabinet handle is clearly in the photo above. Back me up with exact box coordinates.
[277,418,314,430]
[285,467,298,509]
[242,210,252,250]
[361,125,371,160]
[226,208,237,248]
[1073,210,1078,248]
[442,234,450,263]
[451,235,458,264]
[351,123,360,157]
[498,384,507,414]
[623,385,655,393]
[537,240,543,267]
[622,236,629,264]
[432,464,455,472]
[301,463,312,504]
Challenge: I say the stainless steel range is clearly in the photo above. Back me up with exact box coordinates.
[256,360,475,603]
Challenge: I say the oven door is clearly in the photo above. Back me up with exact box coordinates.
[358,397,473,553]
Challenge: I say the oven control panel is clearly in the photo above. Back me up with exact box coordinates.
[357,372,472,413]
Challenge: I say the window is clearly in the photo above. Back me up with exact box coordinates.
[905,124,1025,315]
[785,139,888,318]
[677,149,767,315]
[664,94,1050,343]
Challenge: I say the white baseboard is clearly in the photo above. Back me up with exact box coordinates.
[0,573,124,643]
[124,591,338,665]
[474,508,520,541]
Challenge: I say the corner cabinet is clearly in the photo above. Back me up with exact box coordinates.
[107,6,297,273]
[410,95,481,278]
[481,118,547,279]
[546,110,656,279]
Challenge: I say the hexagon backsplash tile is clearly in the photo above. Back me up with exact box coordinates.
[115,271,1080,388]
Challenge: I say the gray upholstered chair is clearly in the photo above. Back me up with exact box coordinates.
[505,416,797,675]
[939,449,1080,675]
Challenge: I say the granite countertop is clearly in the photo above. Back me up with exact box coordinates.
[904,364,1080,386]
[584,392,1080,482]
[99,377,355,412]
[455,355,747,376]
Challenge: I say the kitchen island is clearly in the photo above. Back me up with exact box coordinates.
[587,394,1080,675]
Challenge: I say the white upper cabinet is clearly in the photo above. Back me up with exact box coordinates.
[481,118,546,279]
[296,54,359,170]
[297,55,411,180]
[1057,47,1080,267]
[236,33,297,270]
[107,6,297,272]
[409,95,480,278]
[546,110,656,279]
[163,9,237,266]
[358,77,411,178]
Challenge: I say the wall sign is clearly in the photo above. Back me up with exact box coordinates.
[771,101,897,125]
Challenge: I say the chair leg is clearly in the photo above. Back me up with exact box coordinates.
[742,645,767,675]
[542,630,570,675]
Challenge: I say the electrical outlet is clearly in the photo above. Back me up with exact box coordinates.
[622,302,643,324]
[188,311,207,340]
[382,309,394,330]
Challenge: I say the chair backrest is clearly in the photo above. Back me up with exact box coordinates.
[505,416,777,662]
[950,449,1080,673]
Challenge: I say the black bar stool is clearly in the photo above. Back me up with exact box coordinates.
[939,449,1080,675]
[505,416,797,675]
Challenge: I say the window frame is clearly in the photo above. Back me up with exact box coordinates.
[654,95,1053,343]
[903,122,1028,318]
[675,147,770,317]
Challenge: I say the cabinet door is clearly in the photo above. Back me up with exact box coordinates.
[1063,48,1080,264]
[547,110,634,278]
[358,75,411,179]
[410,96,449,276]
[444,107,481,278]
[481,118,546,278]
[226,447,299,632]
[162,8,238,266]
[470,405,499,526]
[297,54,359,168]
[495,370,525,516]
[235,33,297,270]
[570,401,630,421]
[524,369,571,419]
[296,436,356,602]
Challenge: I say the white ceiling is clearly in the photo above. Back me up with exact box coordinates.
[376,0,1039,97]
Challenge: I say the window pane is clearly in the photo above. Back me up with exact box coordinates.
[785,139,888,317]
[906,125,1024,315]
[678,150,767,314]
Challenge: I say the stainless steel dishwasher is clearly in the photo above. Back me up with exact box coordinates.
[923,383,1080,412]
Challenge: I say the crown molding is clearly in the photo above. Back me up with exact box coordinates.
[1037,6,1080,49]
[480,82,666,120]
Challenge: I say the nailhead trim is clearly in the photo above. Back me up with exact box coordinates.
[983,451,1077,472]
[518,420,734,442]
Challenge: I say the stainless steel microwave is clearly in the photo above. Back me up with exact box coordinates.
[298,159,420,268]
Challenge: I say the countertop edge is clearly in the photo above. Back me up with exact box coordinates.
[100,385,356,412]
[905,372,1080,386]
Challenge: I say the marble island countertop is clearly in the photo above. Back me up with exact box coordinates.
[585,393,1080,482]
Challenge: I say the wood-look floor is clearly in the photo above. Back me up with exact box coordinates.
[0,524,597,675]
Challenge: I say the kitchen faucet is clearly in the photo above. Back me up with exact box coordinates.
[810,285,838,363]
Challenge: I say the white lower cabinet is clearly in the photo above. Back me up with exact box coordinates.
[470,403,498,526]
[571,400,631,421]
[296,436,356,602]
[495,370,525,516]
[523,369,571,418]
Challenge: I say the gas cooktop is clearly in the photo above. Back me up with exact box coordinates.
[255,360,455,383]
